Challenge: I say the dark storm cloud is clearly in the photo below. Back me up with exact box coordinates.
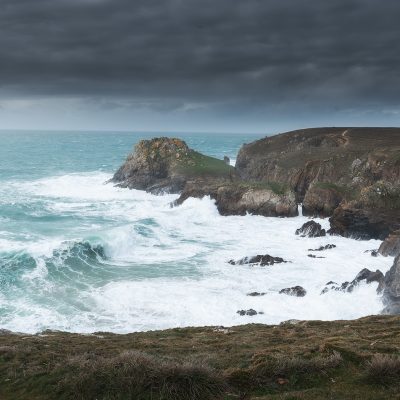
[1,0,400,111]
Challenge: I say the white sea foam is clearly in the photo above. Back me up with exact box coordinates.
[0,171,395,334]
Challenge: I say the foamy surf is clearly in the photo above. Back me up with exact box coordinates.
[0,170,394,334]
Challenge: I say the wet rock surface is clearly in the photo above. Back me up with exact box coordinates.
[295,220,326,237]
[229,254,287,266]
[236,309,262,316]
[383,255,400,314]
[279,286,307,297]
[247,292,266,296]
[308,244,336,251]
[321,268,385,294]
[379,230,400,257]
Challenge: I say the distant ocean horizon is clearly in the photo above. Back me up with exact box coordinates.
[0,130,392,333]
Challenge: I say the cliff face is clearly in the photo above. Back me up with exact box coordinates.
[236,128,400,238]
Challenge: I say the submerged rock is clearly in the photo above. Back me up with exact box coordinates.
[308,244,336,251]
[321,268,384,294]
[295,221,326,238]
[279,286,307,297]
[247,292,266,296]
[236,309,261,316]
[229,254,286,266]
[379,230,400,257]
[382,255,400,314]
[307,254,325,258]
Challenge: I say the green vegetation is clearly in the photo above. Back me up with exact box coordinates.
[0,316,400,399]
[178,151,234,178]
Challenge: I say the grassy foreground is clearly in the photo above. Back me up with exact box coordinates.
[1,316,400,399]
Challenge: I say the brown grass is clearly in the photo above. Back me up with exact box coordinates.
[60,350,226,400]
[364,353,400,385]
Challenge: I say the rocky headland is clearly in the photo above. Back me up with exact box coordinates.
[113,128,400,239]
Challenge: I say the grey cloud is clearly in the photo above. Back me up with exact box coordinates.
[0,0,400,128]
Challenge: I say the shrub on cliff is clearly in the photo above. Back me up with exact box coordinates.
[60,350,226,400]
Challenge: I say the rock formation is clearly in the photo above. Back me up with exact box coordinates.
[236,128,400,239]
[228,254,287,266]
[112,137,235,194]
[379,230,400,257]
[113,129,400,238]
[382,255,400,314]
[295,220,326,237]
[321,268,384,294]
[279,286,307,297]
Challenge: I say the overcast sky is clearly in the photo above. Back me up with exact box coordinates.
[1,0,400,133]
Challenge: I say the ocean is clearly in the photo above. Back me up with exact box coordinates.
[0,130,393,333]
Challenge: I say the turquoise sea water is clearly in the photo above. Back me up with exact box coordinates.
[0,131,392,333]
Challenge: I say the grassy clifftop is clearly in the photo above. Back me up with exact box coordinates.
[1,316,400,399]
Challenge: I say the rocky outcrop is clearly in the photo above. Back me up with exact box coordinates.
[279,286,307,297]
[112,137,236,194]
[308,244,336,251]
[382,255,400,314]
[328,203,400,240]
[229,254,287,266]
[379,231,400,257]
[321,268,384,294]
[236,128,400,238]
[295,221,326,237]
[236,309,262,316]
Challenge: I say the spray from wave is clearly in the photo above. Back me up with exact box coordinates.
[0,172,393,333]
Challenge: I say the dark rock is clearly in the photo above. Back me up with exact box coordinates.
[307,254,325,258]
[295,220,326,237]
[229,254,287,266]
[237,309,258,316]
[223,156,230,165]
[279,286,307,297]
[247,292,266,296]
[382,255,400,314]
[308,244,336,251]
[371,250,378,257]
[379,230,400,257]
[328,204,400,240]
[321,268,385,294]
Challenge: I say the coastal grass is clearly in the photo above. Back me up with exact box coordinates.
[178,150,234,178]
[0,316,400,399]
